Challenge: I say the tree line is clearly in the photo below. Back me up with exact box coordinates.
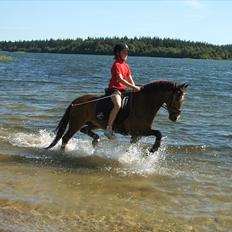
[0,36,232,60]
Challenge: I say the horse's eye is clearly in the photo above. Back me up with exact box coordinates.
[176,90,184,98]
[177,90,182,95]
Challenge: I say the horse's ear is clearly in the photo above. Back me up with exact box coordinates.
[183,83,190,89]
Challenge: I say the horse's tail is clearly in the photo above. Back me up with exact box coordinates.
[45,105,72,149]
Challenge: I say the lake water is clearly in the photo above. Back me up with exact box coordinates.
[0,52,232,231]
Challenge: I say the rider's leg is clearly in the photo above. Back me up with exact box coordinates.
[108,92,121,129]
[104,91,121,138]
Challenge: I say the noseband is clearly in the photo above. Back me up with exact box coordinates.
[161,104,181,114]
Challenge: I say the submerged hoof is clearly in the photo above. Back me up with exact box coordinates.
[92,138,100,147]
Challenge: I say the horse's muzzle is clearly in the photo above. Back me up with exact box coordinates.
[169,114,180,122]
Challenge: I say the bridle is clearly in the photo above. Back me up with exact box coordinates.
[161,90,183,114]
[161,104,182,114]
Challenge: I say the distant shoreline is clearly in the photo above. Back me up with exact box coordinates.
[1,37,232,60]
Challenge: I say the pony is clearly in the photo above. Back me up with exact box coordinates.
[46,80,189,153]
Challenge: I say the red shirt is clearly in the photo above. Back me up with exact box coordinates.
[109,59,132,90]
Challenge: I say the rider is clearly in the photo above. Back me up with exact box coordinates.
[104,43,141,139]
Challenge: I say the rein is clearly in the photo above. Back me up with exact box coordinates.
[71,84,182,115]
[71,94,117,107]
[71,94,181,114]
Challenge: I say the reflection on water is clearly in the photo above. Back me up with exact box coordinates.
[0,159,231,232]
[0,128,232,231]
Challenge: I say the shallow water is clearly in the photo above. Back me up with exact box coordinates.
[0,52,232,231]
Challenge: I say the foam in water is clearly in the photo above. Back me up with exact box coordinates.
[9,130,55,149]
[6,129,169,175]
[8,129,94,154]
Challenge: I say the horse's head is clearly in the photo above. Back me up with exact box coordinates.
[166,83,189,122]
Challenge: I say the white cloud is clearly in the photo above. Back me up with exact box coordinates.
[184,0,205,9]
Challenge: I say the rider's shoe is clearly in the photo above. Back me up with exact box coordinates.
[104,126,115,139]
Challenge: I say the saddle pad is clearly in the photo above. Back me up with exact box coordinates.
[95,97,114,121]
[95,95,130,122]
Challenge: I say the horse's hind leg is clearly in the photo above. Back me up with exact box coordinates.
[61,128,77,150]
[80,125,100,147]
[61,120,85,150]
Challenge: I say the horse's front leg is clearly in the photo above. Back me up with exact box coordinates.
[141,129,162,153]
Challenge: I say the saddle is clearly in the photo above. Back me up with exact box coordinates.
[95,90,132,129]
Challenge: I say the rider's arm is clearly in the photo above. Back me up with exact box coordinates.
[128,75,135,86]
[117,74,140,91]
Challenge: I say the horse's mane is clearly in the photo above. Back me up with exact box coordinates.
[141,80,177,93]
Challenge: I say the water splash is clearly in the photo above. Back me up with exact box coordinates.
[4,129,210,177]
[6,129,170,175]
[8,129,94,155]
[9,130,54,149]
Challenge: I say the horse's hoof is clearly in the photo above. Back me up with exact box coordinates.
[149,147,158,153]
[92,138,100,147]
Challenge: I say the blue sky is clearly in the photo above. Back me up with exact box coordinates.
[0,0,231,45]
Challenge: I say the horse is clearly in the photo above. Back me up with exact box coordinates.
[46,80,189,153]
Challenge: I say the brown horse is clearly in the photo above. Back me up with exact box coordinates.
[46,80,189,153]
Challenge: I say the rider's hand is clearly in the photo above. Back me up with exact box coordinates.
[133,85,141,92]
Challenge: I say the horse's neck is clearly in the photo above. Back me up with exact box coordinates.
[133,91,168,120]
[141,91,168,109]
